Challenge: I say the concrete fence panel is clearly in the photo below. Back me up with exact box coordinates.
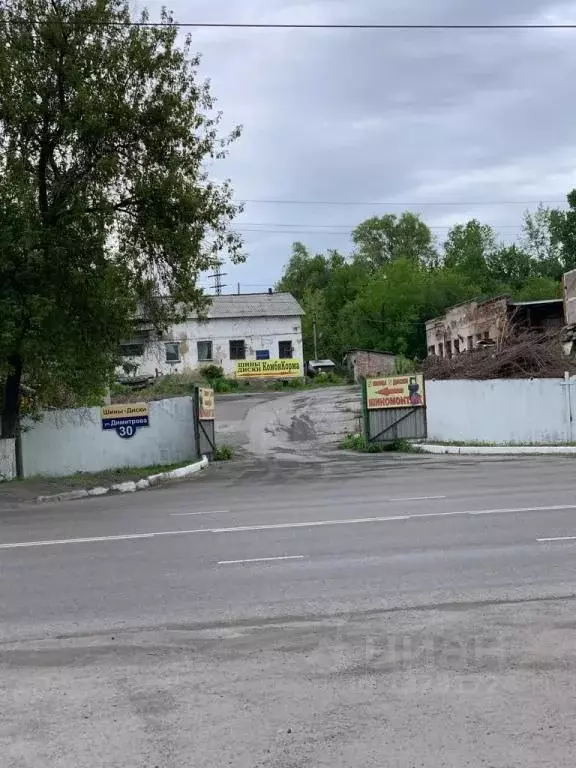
[21,397,197,477]
[426,378,570,444]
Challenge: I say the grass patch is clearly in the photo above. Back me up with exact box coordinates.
[2,459,194,492]
[339,434,423,454]
[212,444,234,461]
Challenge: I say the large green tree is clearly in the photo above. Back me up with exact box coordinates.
[276,203,567,365]
[443,219,496,289]
[352,212,437,270]
[549,190,576,276]
[0,0,243,437]
[521,204,567,280]
[486,244,534,290]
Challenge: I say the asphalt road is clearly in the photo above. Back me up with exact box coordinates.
[3,450,576,766]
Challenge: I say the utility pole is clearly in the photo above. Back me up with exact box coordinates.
[313,321,318,361]
[237,282,240,295]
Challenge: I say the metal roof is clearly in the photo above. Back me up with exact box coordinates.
[510,299,563,307]
[205,292,304,319]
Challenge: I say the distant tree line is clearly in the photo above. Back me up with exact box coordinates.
[276,193,576,362]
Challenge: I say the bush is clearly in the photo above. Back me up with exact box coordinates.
[393,355,418,375]
[201,364,224,380]
[211,377,240,393]
[110,381,130,397]
[339,434,420,453]
[152,373,197,396]
[213,444,233,461]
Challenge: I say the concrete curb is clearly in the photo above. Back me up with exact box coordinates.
[36,456,209,504]
[416,443,576,456]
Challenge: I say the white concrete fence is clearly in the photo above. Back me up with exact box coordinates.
[0,396,197,481]
[426,378,575,444]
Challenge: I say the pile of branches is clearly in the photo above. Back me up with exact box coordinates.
[422,331,576,380]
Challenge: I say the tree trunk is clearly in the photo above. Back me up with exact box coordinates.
[1,354,22,439]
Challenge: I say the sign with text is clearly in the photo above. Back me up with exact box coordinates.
[366,374,425,410]
[256,350,270,360]
[198,387,215,421]
[101,403,149,439]
[235,359,301,378]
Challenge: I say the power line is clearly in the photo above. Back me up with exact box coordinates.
[2,19,576,30]
[238,198,564,206]
[235,227,524,236]
[237,222,526,229]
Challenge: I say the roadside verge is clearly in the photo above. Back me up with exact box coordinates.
[35,456,209,504]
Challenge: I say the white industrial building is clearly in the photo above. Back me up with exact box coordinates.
[119,292,305,378]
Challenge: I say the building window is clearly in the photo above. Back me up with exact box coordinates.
[428,345,435,356]
[229,339,246,360]
[446,343,452,359]
[453,339,460,355]
[120,343,144,357]
[467,336,473,351]
[438,342,444,357]
[165,342,181,363]
[197,340,213,362]
[279,340,293,359]
[484,331,490,340]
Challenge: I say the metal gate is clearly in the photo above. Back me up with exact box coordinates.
[362,374,427,444]
[194,386,216,458]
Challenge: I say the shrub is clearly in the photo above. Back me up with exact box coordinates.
[339,434,420,453]
[148,374,197,396]
[213,444,233,461]
[211,377,239,393]
[202,364,224,380]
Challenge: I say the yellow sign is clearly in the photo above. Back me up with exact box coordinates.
[235,359,301,378]
[366,374,425,410]
[102,403,149,420]
[198,387,215,420]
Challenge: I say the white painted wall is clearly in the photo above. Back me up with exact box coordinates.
[0,438,16,481]
[21,397,196,477]
[120,315,304,378]
[427,378,572,444]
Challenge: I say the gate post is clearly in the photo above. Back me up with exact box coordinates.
[193,387,201,459]
[361,378,370,442]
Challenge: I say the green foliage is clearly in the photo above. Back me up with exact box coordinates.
[549,190,576,276]
[339,434,420,453]
[201,365,224,380]
[521,204,564,279]
[512,276,562,301]
[0,0,243,434]
[443,220,496,288]
[276,197,571,365]
[211,377,240,393]
[353,213,436,270]
[213,444,233,461]
[486,244,534,290]
[393,355,418,375]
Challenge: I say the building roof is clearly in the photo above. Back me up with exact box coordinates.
[205,292,304,319]
[425,294,511,327]
[509,299,563,308]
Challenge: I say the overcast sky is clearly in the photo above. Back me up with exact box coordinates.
[146,0,576,293]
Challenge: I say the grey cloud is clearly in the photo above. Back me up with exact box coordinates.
[148,0,576,287]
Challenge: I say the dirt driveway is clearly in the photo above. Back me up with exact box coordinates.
[216,386,361,461]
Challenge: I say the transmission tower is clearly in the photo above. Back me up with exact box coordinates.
[206,260,227,295]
